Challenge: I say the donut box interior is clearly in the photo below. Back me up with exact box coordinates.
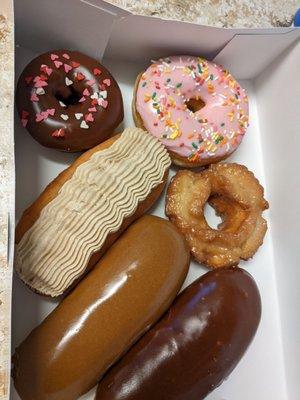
[10,0,300,399]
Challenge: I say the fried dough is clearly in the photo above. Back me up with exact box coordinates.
[166,163,269,268]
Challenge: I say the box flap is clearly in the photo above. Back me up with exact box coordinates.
[102,7,299,67]
[103,14,237,62]
[16,0,299,66]
[81,0,130,17]
[15,0,118,59]
[214,29,300,79]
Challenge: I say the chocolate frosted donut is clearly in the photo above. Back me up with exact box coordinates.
[16,50,123,151]
[96,267,261,400]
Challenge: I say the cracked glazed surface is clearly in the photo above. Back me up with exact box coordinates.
[166,163,269,269]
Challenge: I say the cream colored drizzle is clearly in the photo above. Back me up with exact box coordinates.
[15,128,171,297]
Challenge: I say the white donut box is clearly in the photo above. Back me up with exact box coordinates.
[1,0,300,399]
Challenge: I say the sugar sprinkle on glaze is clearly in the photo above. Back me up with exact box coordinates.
[136,56,249,162]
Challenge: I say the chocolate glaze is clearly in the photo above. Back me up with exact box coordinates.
[16,50,123,151]
[12,216,189,400]
[96,267,261,400]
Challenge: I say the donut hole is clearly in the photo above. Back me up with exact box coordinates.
[204,201,223,230]
[205,195,249,232]
[55,86,81,107]
[185,97,205,113]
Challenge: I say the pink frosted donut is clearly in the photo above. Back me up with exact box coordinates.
[133,56,249,167]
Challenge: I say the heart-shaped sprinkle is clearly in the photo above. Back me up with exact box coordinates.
[35,110,49,122]
[93,68,101,75]
[75,113,83,120]
[99,99,108,109]
[80,120,89,129]
[61,114,69,121]
[65,77,73,86]
[39,74,48,81]
[35,113,45,122]
[71,61,81,68]
[76,72,85,81]
[54,60,63,68]
[51,54,59,60]
[87,79,95,86]
[36,87,45,95]
[91,99,98,106]
[21,119,28,128]
[88,106,97,113]
[91,92,99,99]
[46,67,53,76]
[47,108,55,116]
[35,80,48,88]
[42,111,49,118]
[99,90,107,99]
[83,88,90,96]
[36,110,54,121]
[103,79,111,87]
[85,113,94,122]
[30,93,39,102]
[99,83,106,91]
[21,110,29,119]
[79,96,86,103]
[59,101,66,107]
[63,53,70,59]
[25,76,33,85]
[52,128,65,138]
[40,65,52,76]
[64,64,72,73]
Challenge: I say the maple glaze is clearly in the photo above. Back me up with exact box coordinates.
[12,216,189,400]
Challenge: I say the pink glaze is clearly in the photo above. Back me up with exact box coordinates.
[136,56,249,162]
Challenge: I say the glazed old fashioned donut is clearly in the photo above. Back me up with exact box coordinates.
[16,50,123,151]
[166,163,269,268]
[133,56,249,167]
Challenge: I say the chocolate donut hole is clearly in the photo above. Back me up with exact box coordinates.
[55,86,81,107]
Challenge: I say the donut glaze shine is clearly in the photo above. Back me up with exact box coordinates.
[96,267,261,400]
[134,56,249,167]
[16,50,123,152]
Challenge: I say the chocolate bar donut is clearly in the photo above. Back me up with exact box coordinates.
[96,267,261,400]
